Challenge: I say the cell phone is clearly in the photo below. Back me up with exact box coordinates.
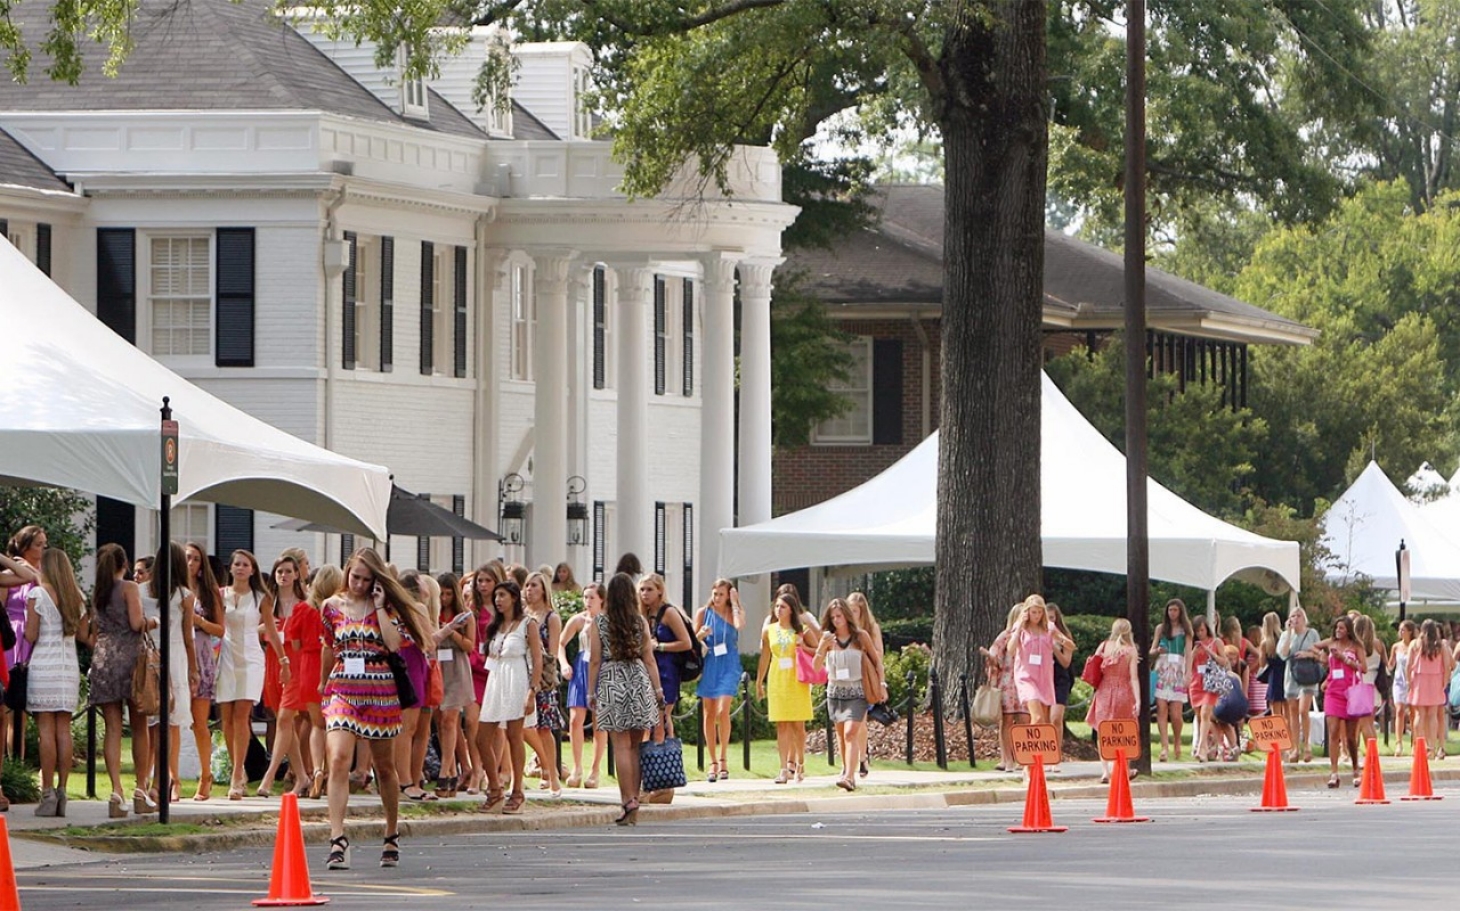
[450,611,473,629]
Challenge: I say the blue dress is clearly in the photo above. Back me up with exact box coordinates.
[566,620,591,710]
[696,608,741,699]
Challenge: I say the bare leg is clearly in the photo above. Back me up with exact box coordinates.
[55,712,73,791]
[36,713,56,791]
[128,703,151,794]
[410,708,432,788]
[367,738,400,842]
[325,730,355,840]
[1170,702,1185,760]
[504,718,527,798]
[609,730,641,805]
[394,707,421,795]
[438,706,460,782]
[463,703,483,791]
[101,702,126,796]
[260,707,298,793]
[190,697,213,795]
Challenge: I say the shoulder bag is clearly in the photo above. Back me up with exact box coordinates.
[795,645,828,685]
[971,682,1001,726]
[1289,631,1326,686]
[1081,648,1104,688]
[640,724,687,792]
[131,631,160,715]
[385,651,419,709]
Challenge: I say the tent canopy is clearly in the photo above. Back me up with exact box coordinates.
[720,373,1301,593]
[0,240,390,538]
[1328,461,1460,601]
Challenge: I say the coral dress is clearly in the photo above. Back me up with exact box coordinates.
[1085,646,1137,730]
[280,601,324,710]
[766,625,812,722]
[1408,647,1445,708]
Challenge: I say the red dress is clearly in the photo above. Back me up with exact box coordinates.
[1086,647,1138,730]
[281,602,325,710]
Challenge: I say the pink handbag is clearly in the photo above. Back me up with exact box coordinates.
[795,646,828,685]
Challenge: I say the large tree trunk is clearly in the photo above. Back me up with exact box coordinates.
[932,2,1048,682]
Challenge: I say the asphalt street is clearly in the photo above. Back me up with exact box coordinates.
[17,783,1456,910]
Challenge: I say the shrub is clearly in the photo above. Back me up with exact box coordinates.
[884,643,931,711]
[1,757,38,803]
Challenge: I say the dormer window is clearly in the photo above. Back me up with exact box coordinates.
[398,48,429,121]
[573,66,592,139]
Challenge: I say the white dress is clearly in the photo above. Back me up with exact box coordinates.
[25,586,78,713]
[141,589,193,729]
[480,620,535,725]
[216,588,265,703]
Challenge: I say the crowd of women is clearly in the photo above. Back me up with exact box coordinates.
[985,593,1460,788]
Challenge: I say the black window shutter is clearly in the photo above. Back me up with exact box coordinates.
[872,338,904,445]
[420,241,435,375]
[653,501,666,574]
[340,533,355,566]
[341,231,357,370]
[453,245,468,378]
[96,228,137,344]
[214,228,255,367]
[0,220,9,239]
[592,267,606,390]
[417,492,431,571]
[682,278,694,396]
[682,502,693,608]
[35,224,51,277]
[95,496,135,558]
[653,275,666,395]
[215,505,254,557]
[451,495,465,574]
[592,501,606,582]
[380,236,394,372]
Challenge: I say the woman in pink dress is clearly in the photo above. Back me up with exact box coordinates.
[1005,595,1058,723]
[1408,619,1450,764]
[1321,616,1367,788]
[1086,618,1140,783]
[981,604,1027,772]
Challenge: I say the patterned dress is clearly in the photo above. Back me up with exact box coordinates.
[1086,647,1137,730]
[592,615,659,732]
[532,612,563,731]
[191,588,220,701]
[321,601,404,739]
[88,581,141,707]
[25,586,78,713]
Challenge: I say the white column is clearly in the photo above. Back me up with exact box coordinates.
[699,253,739,582]
[530,251,576,567]
[614,265,653,566]
[736,260,777,633]
[737,260,777,528]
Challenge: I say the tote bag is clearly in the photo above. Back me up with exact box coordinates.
[971,683,1001,726]
[640,735,687,792]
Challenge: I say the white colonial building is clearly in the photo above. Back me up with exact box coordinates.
[0,0,796,608]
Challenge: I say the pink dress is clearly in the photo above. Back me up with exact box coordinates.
[1324,647,1359,719]
[1408,648,1445,708]
[1086,647,1137,730]
[1013,627,1055,707]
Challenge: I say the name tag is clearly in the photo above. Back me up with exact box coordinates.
[714,643,728,657]
[1332,668,1345,680]
[778,657,793,670]
[1164,653,1182,665]
[438,648,453,662]
[1028,652,1043,666]
[344,656,365,676]
[835,667,851,681]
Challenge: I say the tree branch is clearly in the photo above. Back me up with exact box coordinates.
[468,0,528,28]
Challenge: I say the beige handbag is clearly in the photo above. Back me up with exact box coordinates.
[971,682,1002,726]
[131,631,160,715]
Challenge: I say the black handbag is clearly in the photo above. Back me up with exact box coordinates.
[385,652,419,709]
[1290,656,1326,687]
[3,663,27,712]
[867,702,899,727]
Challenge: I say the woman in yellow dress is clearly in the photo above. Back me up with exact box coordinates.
[756,593,818,783]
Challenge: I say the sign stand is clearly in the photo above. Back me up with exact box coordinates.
[1093,720,1149,823]
[1007,723,1066,834]
[1248,716,1298,812]
[158,398,178,824]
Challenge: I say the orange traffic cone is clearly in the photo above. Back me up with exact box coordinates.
[253,793,330,907]
[0,816,20,911]
[1093,750,1150,823]
[1355,737,1390,805]
[1007,755,1067,833]
[1251,744,1298,812]
[1400,737,1443,801]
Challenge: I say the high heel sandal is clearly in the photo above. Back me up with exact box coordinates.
[1327,774,1340,789]
[327,835,351,870]
[794,762,804,783]
[108,791,128,819]
[308,770,327,800]
[614,798,640,826]
[503,791,525,815]
[134,788,157,815]
[584,772,599,789]
[478,787,505,813]
[707,761,719,783]
[193,773,213,802]
[380,832,400,868]
[773,768,790,784]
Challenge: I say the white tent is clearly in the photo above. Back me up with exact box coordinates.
[0,240,390,538]
[721,373,1301,592]
[1406,461,1448,502]
[1322,461,1460,601]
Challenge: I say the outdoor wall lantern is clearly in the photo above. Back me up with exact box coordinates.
[499,473,527,545]
[566,475,589,547]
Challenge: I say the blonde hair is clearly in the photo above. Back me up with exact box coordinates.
[1108,617,1134,648]
[1260,612,1282,659]
[308,564,343,609]
[40,548,84,637]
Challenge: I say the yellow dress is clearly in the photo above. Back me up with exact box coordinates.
[767,625,812,722]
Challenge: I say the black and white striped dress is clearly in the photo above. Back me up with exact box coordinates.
[592,615,659,732]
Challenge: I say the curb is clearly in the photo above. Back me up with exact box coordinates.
[25,762,1455,854]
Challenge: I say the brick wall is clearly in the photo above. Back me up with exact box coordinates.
[773,316,941,515]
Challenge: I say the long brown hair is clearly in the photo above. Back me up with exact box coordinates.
[1156,598,1194,643]
[40,548,84,637]
[605,572,644,662]
[346,548,426,647]
[186,542,222,629]
[91,542,129,617]
[270,555,307,607]
[150,541,190,604]
[6,525,43,558]
[819,598,861,640]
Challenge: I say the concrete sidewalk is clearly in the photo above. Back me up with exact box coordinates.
[6,750,1446,863]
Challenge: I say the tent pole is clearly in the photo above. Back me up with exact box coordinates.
[1206,590,1216,627]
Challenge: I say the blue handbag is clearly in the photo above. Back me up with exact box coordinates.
[640,736,687,792]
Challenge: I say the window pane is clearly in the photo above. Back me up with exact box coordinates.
[150,236,212,357]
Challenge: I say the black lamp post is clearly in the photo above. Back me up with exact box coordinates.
[499,473,526,545]
[566,475,588,546]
